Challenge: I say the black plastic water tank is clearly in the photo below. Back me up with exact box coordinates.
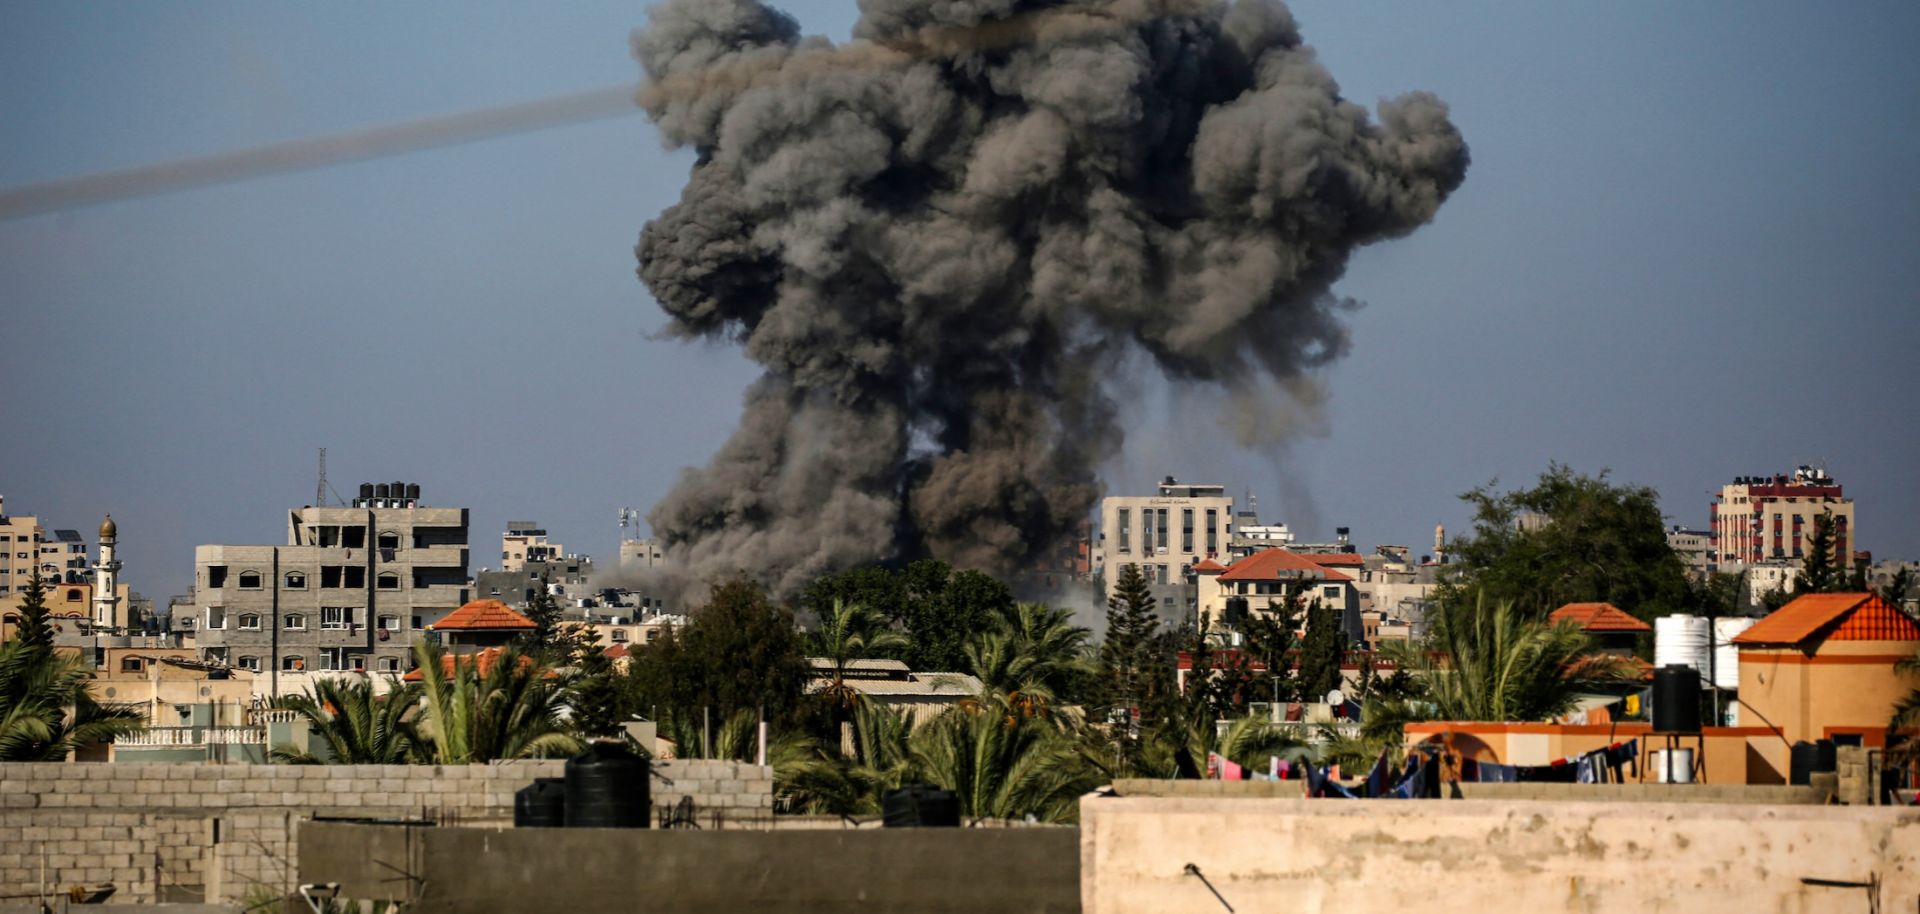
[374,483,390,499]
[405,483,421,501]
[564,742,649,828]
[1789,741,1818,785]
[1651,664,1701,733]
[514,777,566,828]
[359,483,374,500]
[882,784,960,827]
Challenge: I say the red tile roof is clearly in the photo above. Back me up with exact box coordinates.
[1549,602,1651,633]
[1190,558,1228,574]
[1305,553,1366,567]
[429,599,535,632]
[603,644,630,659]
[1218,548,1353,583]
[1733,593,1920,647]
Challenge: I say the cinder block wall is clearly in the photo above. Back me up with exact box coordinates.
[0,760,772,904]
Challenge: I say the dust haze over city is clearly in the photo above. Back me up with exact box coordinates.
[2,1,1920,909]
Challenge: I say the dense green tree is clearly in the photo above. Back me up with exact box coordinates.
[630,578,809,727]
[1886,649,1920,766]
[1883,568,1915,611]
[519,573,565,655]
[411,640,580,763]
[800,560,1013,674]
[0,637,145,761]
[910,692,1104,823]
[1243,594,1303,706]
[11,569,53,651]
[270,677,419,764]
[1382,595,1627,722]
[1294,599,1344,703]
[1443,464,1691,620]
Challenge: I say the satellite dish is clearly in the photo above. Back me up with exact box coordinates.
[1326,689,1344,706]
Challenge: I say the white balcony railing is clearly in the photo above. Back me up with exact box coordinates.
[114,726,265,748]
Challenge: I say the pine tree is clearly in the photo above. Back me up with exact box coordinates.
[1100,564,1159,714]
[521,573,564,654]
[1795,511,1842,594]
[11,568,54,651]
[1295,598,1345,702]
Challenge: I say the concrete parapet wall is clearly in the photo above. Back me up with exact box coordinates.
[1080,796,1920,913]
[299,821,1081,914]
[0,759,771,905]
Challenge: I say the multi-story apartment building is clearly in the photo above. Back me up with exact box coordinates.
[618,537,667,570]
[500,521,564,572]
[190,482,469,694]
[1711,466,1855,569]
[1666,526,1717,580]
[1092,477,1234,623]
[0,495,46,597]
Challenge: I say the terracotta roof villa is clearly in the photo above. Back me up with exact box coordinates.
[429,599,534,655]
[1732,592,1920,747]
[1550,602,1650,657]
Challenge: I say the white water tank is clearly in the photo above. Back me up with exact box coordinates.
[1711,617,1756,690]
[1654,615,1710,677]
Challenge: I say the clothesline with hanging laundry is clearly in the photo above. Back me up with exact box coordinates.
[1458,740,1640,785]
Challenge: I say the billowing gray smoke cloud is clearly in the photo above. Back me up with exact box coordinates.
[633,0,1468,599]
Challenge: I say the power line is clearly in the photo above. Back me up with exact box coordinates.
[0,84,638,221]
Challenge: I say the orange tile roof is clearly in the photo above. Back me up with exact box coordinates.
[1190,558,1228,573]
[1733,593,1920,647]
[1549,602,1651,633]
[603,644,630,659]
[1306,553,1366,567]
[1218,548,1353,583]
[429,599,535,632]
[402,647,505,681]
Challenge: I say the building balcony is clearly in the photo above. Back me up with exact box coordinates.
[115,725,265,748]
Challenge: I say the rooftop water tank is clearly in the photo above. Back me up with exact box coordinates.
[1654,615,1710,676]
[564,742,649,829]
[514,777,566,828]
[1711,617,1756,690]
[1652,664,1702,734]
[883,784,960,827]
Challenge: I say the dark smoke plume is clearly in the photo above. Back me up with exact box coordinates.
[633,0,1468,599]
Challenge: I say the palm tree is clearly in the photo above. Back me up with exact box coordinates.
[0,637,145,761]
[1383,595,1626,722]
[811,599,909,713]
[410,640,582,763]
[968,602,1095,717]
[908,693,1103,823]
[270,677,420,764]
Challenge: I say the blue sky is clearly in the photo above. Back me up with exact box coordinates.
[2,1,1916,601]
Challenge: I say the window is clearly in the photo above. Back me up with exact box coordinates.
[236,656,260,671]
[1323,585,1342,601]
[237,613,261,631]
[121,657,144,672]
[206,607,226,630]
[319,648,343,671]
[1141,511,1154,554]
[320,606,351,630]
[412,615,424,630]
[378,532,400,550]
[1182,508,1194,553]
[341,527,366,550]
[376,573,400,590]
[376,656,399,672]
[321,567,342,588]
[65,588,81,602]
[207,566,228,588]
[283,613,306,630]
[1156,510,1169,554]
[1206,509,1218,554]
[285,572,306,589]
[282,655,305,671]
[610,629,630,643]
[237,571,262,589]
[344,567,365,589]
[1117,509,1130,553]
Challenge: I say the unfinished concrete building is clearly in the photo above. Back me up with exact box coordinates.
[190,482,468,694]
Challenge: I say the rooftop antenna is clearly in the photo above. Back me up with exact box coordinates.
[314,448,345,506]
